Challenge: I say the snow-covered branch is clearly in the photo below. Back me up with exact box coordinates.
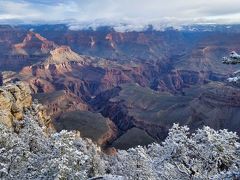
[223,51,240,84]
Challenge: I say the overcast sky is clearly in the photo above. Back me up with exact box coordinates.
[1,0,240,29]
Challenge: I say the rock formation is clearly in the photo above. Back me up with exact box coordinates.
[0,82,53,133]
[44,46,88,65]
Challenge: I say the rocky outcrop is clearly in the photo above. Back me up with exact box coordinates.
[30,100,55,134]
[44,46,88,65]
[0,82,32,127]
[0,82,54,132]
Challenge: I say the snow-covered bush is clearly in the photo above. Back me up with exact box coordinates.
[106,124,240,179]
[223,51,240,84]
[147,124,240,179]
[0,107,105,179]
[0,109,239,179]
[106,146,157,180]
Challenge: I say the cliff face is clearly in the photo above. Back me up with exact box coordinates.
[33,90,88,118]
[0,82,54,132]
[0,82,32,127]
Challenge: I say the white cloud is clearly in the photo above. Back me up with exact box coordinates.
[0,0,240,30]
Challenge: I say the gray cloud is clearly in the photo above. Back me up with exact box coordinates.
[0,0,240,30]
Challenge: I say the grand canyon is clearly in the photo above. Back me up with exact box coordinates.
[1,0,240,178]
[1,24,240,150]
